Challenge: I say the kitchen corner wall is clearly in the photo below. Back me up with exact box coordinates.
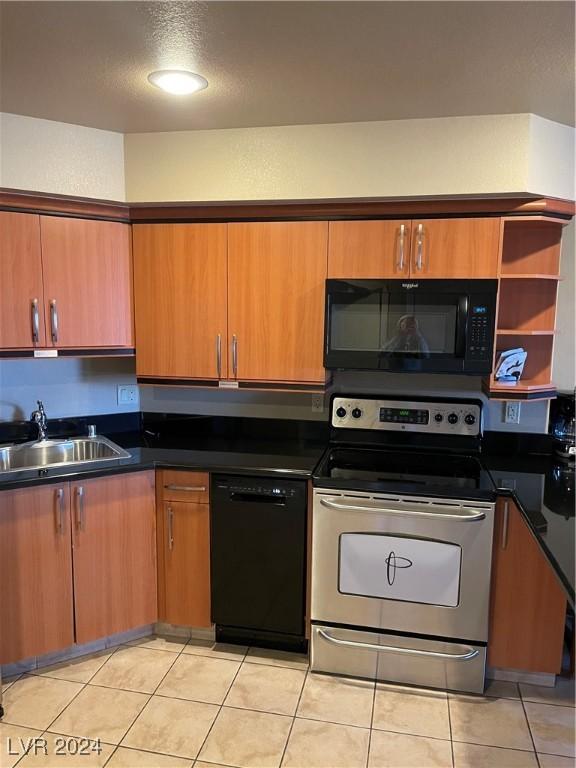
[0,112,138,423]
[0,112,125,200]
[0,111,573,429]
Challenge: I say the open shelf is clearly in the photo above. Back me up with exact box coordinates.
[499,273,561,280]
[497,330,556,336]
[492,334,555,393]
[500,220,563,278]
[497,278,558,333]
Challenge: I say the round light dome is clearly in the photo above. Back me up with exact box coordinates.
[147,70,208,95]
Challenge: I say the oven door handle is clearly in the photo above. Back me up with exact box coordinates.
[317,629,479,661]
[319,497,486,521]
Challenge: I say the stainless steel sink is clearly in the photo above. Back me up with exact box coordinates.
[0,436,131,474]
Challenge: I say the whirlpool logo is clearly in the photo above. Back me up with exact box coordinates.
[385,551,413,586]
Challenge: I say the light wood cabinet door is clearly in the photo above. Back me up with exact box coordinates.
[161,501,211,628]
[0,211,46,348]
[133,224,228,380]
[40,216,134,348]
[228,222,328,383]
[488,498,566,673]
[411,218,500,278]
[328,220,411,278]
[71,472,157,644]
[0,484,74,664]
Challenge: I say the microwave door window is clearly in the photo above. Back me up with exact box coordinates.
[330,289,385,352]
[382,303,458,357]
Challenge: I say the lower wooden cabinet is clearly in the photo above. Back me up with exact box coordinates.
[0,471,156,665]
[0,484,74,665]
[72,472,157,644]
[157,470,211,628]
[489,497,566,674]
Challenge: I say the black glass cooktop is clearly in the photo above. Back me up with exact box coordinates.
[314,447,495,500]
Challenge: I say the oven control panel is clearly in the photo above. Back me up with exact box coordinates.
[332,397,482,436]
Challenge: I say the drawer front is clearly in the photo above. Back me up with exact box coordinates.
[159,470,210,503]
[311,624,486,694]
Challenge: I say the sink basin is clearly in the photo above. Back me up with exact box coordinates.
[0,436,131,474]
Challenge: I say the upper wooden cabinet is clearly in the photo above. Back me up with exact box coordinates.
[328,218,500,279]
[0,211,46,349]
[228,222,328,383]
[71,471,157,644]
[0,212,134,352]
[133,224,228,380]
[0,484,74,665]
[489,498,566,674]
[411,218,500,278]
[40,216,134,348]
[328,220,411,278]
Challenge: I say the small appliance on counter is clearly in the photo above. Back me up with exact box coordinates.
[549,390,575,461]
[311,394,495,694]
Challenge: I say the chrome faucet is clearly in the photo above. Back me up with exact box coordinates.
[30,400,48,442]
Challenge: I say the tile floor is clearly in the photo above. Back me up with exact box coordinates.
[0,636,574,768]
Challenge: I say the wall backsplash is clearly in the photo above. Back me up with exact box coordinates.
[0,358,548,433]
[139,371,550,434]
[0,357,139,422]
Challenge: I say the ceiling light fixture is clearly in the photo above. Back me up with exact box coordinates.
[147,70,208,95]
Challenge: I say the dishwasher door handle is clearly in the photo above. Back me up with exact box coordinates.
[319,497,486,521]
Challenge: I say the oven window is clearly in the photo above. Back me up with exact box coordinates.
[338,533,462,607]
[329,289,459,356]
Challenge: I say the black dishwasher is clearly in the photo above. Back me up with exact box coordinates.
[211,475,307,651]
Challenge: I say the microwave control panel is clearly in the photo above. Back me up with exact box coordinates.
[332,397,482,437]
[466,304,492,360]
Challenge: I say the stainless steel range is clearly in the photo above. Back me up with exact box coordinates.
[311,395,496,694]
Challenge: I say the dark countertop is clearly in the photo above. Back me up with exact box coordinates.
[483,451,575,608]
[0,414,572,607]
[0,414,328,491]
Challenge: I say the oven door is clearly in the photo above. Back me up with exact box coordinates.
[311,489,495,642]
[325,279,474,373]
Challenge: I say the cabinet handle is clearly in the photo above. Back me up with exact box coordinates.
[164,484,206,492]
[31,299,40,344]
[501,500,509,550]
[397,224,406,271]
[415,224,424,271]
[167,505,174,550]
[216,334,222,379]
[75,486,85,531]
[49,299,59,343]
[232,335,238,378]
[55,488,65,533]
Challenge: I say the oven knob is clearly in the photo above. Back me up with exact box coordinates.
[336,407,347,418]
[351,408,363,419]
[464,413,476,426]
[434,413,443,422]
[447,413,459,425]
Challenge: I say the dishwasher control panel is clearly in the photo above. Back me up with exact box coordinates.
[332,396,482,437]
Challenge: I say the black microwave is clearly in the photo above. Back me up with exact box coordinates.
[324,279,498,375]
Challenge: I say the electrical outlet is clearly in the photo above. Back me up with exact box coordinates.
[504,401,521,424]
[311,394,324,413]
[117,385,139,405]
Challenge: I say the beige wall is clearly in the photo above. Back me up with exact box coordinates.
[0,112,125,200]
[125,113,574,202]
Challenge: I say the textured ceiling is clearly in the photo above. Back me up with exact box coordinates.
[0,1,574,133]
